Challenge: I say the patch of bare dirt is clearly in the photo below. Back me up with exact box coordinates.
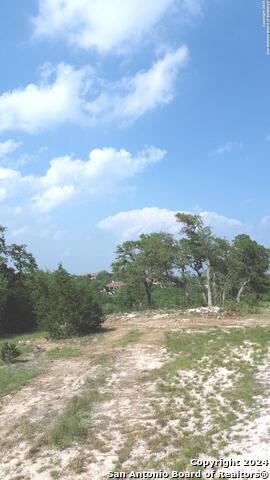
[0,313,270,480]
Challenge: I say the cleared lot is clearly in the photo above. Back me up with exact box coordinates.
[0,312,270,480]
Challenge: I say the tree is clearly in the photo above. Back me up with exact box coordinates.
[229,235,270,303]
[2,244,38,334]
[37,265,104,338]
[113,233,175,308]
[168,239,191,306]
[8,244,37,276]
[175,213,221,307]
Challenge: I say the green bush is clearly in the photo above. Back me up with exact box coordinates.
[0,342,21,363]
[37,265,104,339]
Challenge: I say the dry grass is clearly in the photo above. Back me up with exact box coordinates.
[0,314,270,479]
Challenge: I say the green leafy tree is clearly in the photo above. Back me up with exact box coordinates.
[169,239,192,306]
[229,235,270,303]
[113,232,175,308]
[8,244,37,276]
[210,237,231,305]
[176,213,220,307]
[37,265,103,338]
[3,244,38,334]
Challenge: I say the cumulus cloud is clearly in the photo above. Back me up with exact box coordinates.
[87,46,189,121]
[209,141,243,156]
[32,185,76,213]
[0,139,22,157]
[98,207,242,239]
[0,64,91,134]
[0,147,164,213]
[33,0,202,53]
[0,49,188,133]
[98,207,178,238]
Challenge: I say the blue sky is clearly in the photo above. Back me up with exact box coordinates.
[0,0,269,273]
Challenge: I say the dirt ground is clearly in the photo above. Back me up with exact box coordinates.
[0,312,270,480]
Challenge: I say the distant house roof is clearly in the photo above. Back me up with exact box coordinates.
[77,272,97,279]
[106,280,124,289]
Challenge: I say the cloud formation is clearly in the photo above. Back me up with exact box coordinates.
[209,141,243,156]
[86,46,189,121]
[0,64,90,134]
[0,147,165,213]
[33,0,202,53]
[0,139,22,157]
[0,48,188,133]
[98,207,242,239]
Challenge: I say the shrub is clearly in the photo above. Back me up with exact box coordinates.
[0,342,21,363]
[38,265,104,339]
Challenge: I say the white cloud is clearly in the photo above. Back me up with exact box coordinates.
[261,215,270,226]
[0,139,22,157]
[98,207,179,238]
[0,63,91,134]
[33,0,202,53]
[32,185,76,213]
[209,141,242,156]
[98,207,242,239]
[200,211,242,228]
[10,226,29,238]
[87,46,189,121]
[0,147,164,213]
[0,49,188,133]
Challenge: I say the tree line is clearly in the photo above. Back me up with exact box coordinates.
[0,213,269,338]
[0,226,103,338]
[112,213,270,309]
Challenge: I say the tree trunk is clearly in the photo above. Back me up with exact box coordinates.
[212,271,217,305]
[144,281,153,309]
[196,272,207,305]
[181,269,189,306]
[222,288,226,305]
[236,279,250,303]
[206,259,213,308]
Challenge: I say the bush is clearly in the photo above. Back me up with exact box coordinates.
[0,342,21,363]
[38,265,104,339]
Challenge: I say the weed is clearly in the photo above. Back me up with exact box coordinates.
[0,365,43,398]
[0,343,21,363]
[114,329,142,347]
[46,346,81,360]
[49,395,91,448]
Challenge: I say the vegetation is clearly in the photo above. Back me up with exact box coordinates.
[0,365,42,398]
[0,342,21,363]
[0,226,104,339]
[112,213,270,311]
[154,326,270,469]
[114,329,142,347]
[49,394,91,449]
[35,265,104,339]
[0,212,270,341]
[46,346,81,359]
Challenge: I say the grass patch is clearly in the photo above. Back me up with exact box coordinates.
[165,326,270,370]
[50,394,91,448]
[114,329,142,347]
[49,373,108,449]
[150,326,270,470]
[0,365,43,398]
[0,331,47,346]
[94,353,112,365]
[46,346,81,360]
